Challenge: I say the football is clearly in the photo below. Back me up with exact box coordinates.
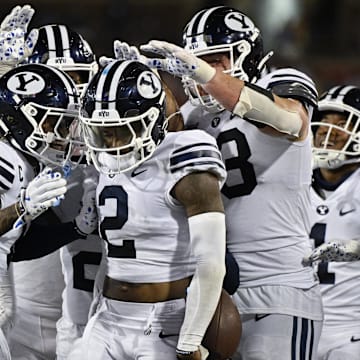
[202,289,242,360]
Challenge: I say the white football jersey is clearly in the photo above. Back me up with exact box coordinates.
[182,68,316,288]
[97,130,226,283]
[310,168,360,327]
[182,68,322,320]
[54,165,103,325]
[0,141,35,211]
[0,140,35,260]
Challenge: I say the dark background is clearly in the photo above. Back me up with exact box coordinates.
[1,0,359,104]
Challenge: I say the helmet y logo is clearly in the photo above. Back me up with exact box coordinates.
[7,71,45,94]
[225,12,255,31]
[137,71,162,99]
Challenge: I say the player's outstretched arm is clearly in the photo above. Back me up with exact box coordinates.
[141,40,309,140]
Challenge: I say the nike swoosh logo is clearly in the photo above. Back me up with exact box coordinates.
[131,168,147,177]
[159,331,178,339]
[255,314,270,321]
[351,336,360,342]
[339,208,355,216]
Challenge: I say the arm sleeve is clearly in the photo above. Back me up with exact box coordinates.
[10,221,84,262]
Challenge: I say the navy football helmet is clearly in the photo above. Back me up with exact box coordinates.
[80,60,167,174]
[312,85,360,169]
[0,63,80,166]
[27,24,98,95]
[182,5,273,111]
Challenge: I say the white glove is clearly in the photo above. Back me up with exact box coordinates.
[99,40,146,67]
[140,40,216,84]
[0,5,38,75]
[303,240,360,265]
[74,172,98,236]
[19,167,67,220]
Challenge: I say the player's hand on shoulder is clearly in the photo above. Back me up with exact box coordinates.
[19,166,67,221]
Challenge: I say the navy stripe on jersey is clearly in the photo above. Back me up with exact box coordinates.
[171,149,221,167]
[267,77,317,99]
[0,156,14,170]
[172,142,218,154]
[0,165,15,183]
[171,160,225,174]
[170,143,224,173]
[0,157,15,191]
[0,180,10,191]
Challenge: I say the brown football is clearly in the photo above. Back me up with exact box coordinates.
[202,289,242,360]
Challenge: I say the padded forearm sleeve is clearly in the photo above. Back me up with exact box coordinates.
[233,84,303,137]
[177,212,226,352]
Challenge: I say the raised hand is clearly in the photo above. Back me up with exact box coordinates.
[99,40,146,67]
[140,40,215,84]
[0,5,38,69]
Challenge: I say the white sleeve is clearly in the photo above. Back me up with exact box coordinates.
[177,212,226,352]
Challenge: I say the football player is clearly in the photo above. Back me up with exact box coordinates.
[140,5,323,360]
[27,23,99,97]
[24,22,104,360]
[304,86,360,360]
[0,7,70,359]
[0,60,80,359]
[66,59,227,360]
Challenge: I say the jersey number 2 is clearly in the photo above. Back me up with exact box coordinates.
[99,185,136,258]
